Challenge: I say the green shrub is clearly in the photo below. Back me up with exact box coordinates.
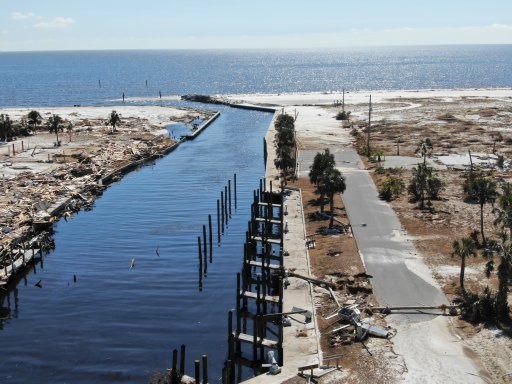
[379,176,405,201]
[336,111,351,121]
[455,288,497,323]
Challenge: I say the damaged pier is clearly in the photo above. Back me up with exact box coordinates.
[224,183,285,382]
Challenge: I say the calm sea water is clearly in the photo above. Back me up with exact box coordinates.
[0,45,511,108]
[0,105,273,383]
[0,46,511,383]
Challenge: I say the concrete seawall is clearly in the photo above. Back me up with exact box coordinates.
[183,111,221,140]
[229,104,277,113]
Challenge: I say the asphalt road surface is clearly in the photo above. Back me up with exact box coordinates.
[299,148,447,310]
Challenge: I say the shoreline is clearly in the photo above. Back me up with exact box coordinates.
[0,105,215,284]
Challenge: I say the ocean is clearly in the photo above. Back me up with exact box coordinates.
[0,45,511,108]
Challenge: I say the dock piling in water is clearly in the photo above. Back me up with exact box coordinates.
[203,225,207,258]
[172,349,178,384]
[194,360,200,384]
[224,186,228,222]
[208,214,213,260]
[180,344,186,377]
[202,355,208,384]
[234,173,237,209]
[228,180,232,216]
[221,191,225,233]
[217,200,221,243]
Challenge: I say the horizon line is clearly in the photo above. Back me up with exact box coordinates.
[1,43,511,54]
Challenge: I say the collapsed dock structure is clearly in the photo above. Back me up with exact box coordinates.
[224,183,285,382]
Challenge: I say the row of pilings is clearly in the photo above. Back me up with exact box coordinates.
[167,180,286,384]
[197,174,237,291]
[223,179,285,383]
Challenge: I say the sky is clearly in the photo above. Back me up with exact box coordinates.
[1,0,511,51]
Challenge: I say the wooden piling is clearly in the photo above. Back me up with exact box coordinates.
[217,200,221,243]
[198,236,203,291]
[172,349,178,384]
[208,214,213,261]
[203,225,207,258]
[234,173,237,209]
[236,273,241,309]
[228,180,232,216]
[221,191,225,232]
[195,360,200,384]
[256,276,261,315]
[202,355,208,384]
[252,315,258,365]
[224,186,228,221]
[259,314,265,362]
[180,344,186,377]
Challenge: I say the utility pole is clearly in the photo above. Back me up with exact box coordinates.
[367,95,372,157]
[342,88,345,112]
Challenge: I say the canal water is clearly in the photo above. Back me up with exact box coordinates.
[0,105,274,383]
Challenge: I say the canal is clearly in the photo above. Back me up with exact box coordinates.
[0,105,274,383]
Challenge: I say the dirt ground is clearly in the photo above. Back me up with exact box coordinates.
[289,178,402,384]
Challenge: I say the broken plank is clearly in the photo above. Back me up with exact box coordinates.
[241,290,280,303]
[235,332,279,349]
[246,260,281,270]
[251,236,281,244]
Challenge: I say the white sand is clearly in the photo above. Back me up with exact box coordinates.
[0,105,192,128]
[225,88,512,107]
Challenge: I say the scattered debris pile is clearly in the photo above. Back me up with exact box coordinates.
[0,131,180,283]
[325,304,391,348]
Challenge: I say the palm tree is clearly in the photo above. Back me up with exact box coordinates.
[66,122,73,142]
[108,110,121,133]
[416,138,433,164]
[482,233,511,320]
[274,146,294,184]
[452,237,477,293]
[493,183,512,238]
[318,168,346,227]
[465,176,498,244]
[276,127,294,149]
[27,110,42,134]
[309,149,336,212]
[47,114,63,146]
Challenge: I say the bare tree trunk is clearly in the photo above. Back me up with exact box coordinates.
[320,192,325,213]
[329,194,334,228]
[460,255,466,293]
[480,203,486,244]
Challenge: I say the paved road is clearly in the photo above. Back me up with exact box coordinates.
[299,148,447,309]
